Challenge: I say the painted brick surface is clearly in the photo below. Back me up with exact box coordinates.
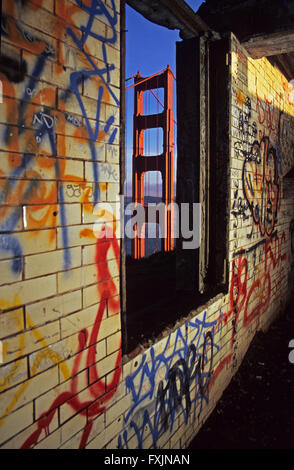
[0,0,294,453]
[114,34,294,451]
[0,0,122,449]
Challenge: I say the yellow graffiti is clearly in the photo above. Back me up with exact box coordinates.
[0,301,70,428]
[0,296,25,394]
[26,315,70,381]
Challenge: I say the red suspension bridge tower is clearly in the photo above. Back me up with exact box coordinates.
[130,66,175,259]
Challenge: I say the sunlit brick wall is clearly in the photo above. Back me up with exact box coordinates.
[0,3,294,451]
[0,0,122,449]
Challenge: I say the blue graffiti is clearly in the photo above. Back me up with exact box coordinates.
[66,0,119,204]
[0,236,22,274]
[105,116,118,144]
[1,0,119,274]
[0,33,58,270]
[70,0,117,46]
[118,312,219,449]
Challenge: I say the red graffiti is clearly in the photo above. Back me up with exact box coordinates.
[256,92,279,133]
[210,255,248,385]
[211,232,287,387]
[21,229,121,449]
[243,232,286,326]
[243,270,270,327]
[256,92,280,139]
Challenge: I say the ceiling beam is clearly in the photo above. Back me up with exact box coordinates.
[126,0,211,39]
[242,29,294,59]
[270,53,294,83]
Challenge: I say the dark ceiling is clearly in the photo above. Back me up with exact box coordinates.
[126,0,294,82]
[197,0,294,81]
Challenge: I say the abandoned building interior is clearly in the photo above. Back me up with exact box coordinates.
[0,0,293,450]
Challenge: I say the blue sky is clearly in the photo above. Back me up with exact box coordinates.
[124,1,204,193]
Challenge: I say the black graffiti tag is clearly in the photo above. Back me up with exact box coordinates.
[156,331,214,431]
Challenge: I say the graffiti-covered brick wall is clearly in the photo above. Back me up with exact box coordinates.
[0,0,122,449]
[114,34,294,450]
[1,3,294,451]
